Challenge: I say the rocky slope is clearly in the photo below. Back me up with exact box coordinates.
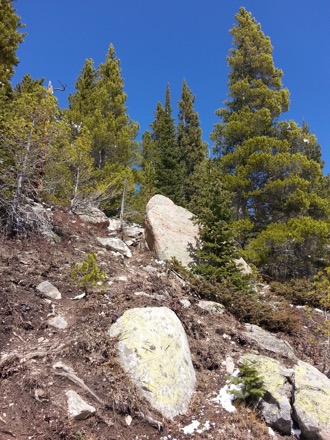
[0,204,329,440]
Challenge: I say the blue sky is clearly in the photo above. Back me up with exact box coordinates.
[13,0,330,173]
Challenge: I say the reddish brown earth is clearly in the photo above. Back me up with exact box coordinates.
[0,210,326,440]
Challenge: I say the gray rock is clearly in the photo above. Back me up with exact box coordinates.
[145,195,199,267]
[293,361,330,440]
[74,205,109,225]
[65,390,96,420]
[108,218,122,234]
[48,315,68,329]
[225,356,235,374]
[243,323,296,359]
[241,354,293,435]
[27,202,59,243]
[180,299,192,309]
[36,281,61,300]
[123,223,144,238]
[198,300,225,314]
[134,291,167,301]
[96,237,132,258]
[108,306,196,419]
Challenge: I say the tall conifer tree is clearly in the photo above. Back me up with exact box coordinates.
[68,45,138,169]
[212,7,329,278]
[0,0,25,96]
[177,80,207,206]
[151,84,183,204]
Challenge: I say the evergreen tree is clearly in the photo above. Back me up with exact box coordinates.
[0,0,25,96]
[68,58,97,130]
[0,76,67,234]
[190,159,240,283]
[68,45,138,169]
[212,7,329,279]
[139,130,158,204]
[151,84,183,204]
[93,44,138,168]
[177,80,208,206]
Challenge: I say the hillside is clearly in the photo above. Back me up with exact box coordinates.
[0,207,328,440]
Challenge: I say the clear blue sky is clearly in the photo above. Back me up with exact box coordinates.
[12,0,330,173]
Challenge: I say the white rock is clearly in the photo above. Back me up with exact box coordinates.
[108,218,122,233]
[225,356,235,374]
[47,316,68,330]
[180,299,191,308]
[96,237,132,258]
[74,206,109,225]
[36,281,61,300]
[123,223,144,238]
[145,195,199,267]
[65,390,96,420]
[198,300,225,314]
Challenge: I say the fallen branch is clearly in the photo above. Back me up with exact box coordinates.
[53,361,104,404]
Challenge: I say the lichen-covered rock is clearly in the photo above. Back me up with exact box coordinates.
[74,205,109,225]
[242,354,293,435]
[198,300,225,314]
[293,361,330,440]
[243,324,296,360]
[145,195,199,267]
[96,237,132,258]
[108,306,196,419]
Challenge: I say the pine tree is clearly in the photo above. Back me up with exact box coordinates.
[68,58,97,130]
[0,0,25,96]
[139,130,158,203]
[190,159,240,283]
[93,44,139,168]
[68,45,138,169]
[151,84,183,204]
[0,76,67,234]
[177,80,208,206]
[212,7,329,279]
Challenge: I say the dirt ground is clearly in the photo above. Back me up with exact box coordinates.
[0,209,327,440]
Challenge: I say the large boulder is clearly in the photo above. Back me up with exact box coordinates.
[242,354,293,435]
[145,195,199,267]
[108,307,196,419]
[243,324,296,360]
[293,361,330,440]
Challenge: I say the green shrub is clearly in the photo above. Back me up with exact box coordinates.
[270,278,323,307]
[168,259,300,334]
[229,360,266,404]
[244,217,330,280]
[71,253,106,293]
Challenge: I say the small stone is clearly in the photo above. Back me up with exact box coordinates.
[48,316,68,330]
[36,281,61,300]
[180,299,191,308]
[225,356,235,374]
[65,390,96,420]
[125,415,132,426]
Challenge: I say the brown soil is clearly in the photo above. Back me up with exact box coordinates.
[0,209,327,440]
